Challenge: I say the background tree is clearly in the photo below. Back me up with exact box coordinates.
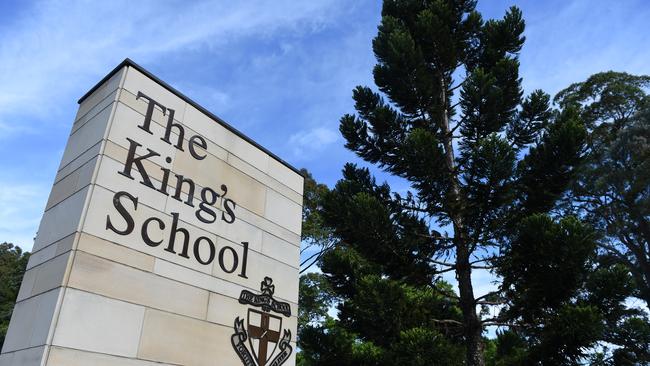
[555,72,650,308]
[324,1,588,364]
[0,242,29,349]
[300,169,335,273]
[483,73,650,365]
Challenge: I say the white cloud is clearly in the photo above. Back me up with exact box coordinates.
[518,0,650,96]
[288,127,338,159]
[0,0,346,137]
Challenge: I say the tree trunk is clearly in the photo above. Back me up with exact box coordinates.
[617,229,650,309]
[456,237,485,366]
[437,76,485,366]
[636,255,650,309]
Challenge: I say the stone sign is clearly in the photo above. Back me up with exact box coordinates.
[0,59,303,366]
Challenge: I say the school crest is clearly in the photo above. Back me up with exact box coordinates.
[232,277,293,366]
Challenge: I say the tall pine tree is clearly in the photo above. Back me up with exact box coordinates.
[325,1,587,364]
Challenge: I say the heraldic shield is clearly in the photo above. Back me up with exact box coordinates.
[232,277,293,366]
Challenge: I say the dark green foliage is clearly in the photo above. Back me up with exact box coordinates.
[516,107,587,215]
[508,90,552,147]
[531,305,603,365]
[583,112,650,305]
[321,164,438,286]
[298,318,359,366]
[371,0,483,116]
[301,169,331,248]
[460,59,522,141]
[391,327,464,366]
[344,275,460,348]
[557,71,650,309]
[492,331,528,366]
[460,133,516,240]
[584,260,650,365]
[497,215,605,364]
[584,264,636,325]
[499,215,596,322]
[0,243,29,348]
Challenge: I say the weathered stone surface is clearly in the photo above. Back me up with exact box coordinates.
[0,346,46,366]
[67,252,209,319]
[2,289,60,353]
[52,288,145,357]
[47,347,177,366]
[138,309,240,366]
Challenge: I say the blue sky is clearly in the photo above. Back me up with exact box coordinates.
[0,0,649,257]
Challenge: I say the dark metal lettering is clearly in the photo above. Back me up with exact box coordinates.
[106,191,138,235]
[141,217,165,247]
[166,212,190,258]
[171,174,195,207]
[158,164,171,196]
[118,138,160,189]
[135,91,166,135]
[219,246,239,273]
[193,236,216,265]
[188,135,207,160]
[238,241,249,279]
[160,108,184,151]
[196,186,218,224]
[222,198,236,223]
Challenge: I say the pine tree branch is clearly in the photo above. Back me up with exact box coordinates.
[475,291,501,302]
[415,233,455,242]
[428,258,456,267]
[399,203,430,214]
[481,321,527,328]
[433,266,458,275]
[300,246,310,254]
[429,283,460,300]
[469,256,501,265]
[449,118,464,134]
[431,319,464,326]
[480,316,530,328]
[436,243,457,251]
[470,265,495,270]
[449,79,466,92]
[300,248,325,267]
[299,241,336,273]
[476,300,505,306]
